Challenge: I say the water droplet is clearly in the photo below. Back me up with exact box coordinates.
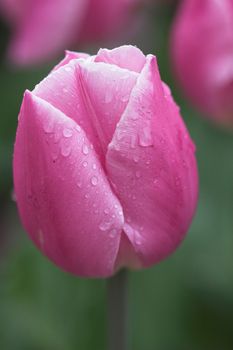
[135,170,141,178]
[135,231,142,246]
[118,210,123,216]
[82,144,89,155]
[82,161,88,167]
[51,148,59,161]
[61,143,71,157]
[64,66,72,72]
[63,128,73,138]
[84,193,89,199]
[132,194,137,200]
[77,181,82,188]
[114,143,120,151]
[99,221,112,231]
[104,208,109,215]
[146,159,151,165]
[43,120,54,133]
[92,163,97,170]
[153,178,159,186]
[139,126,153,147]
[62,87,68,93]
[91,176,98,186]
[109,228,118,238]
[133,155,139,163]
[75,125,81,132]
[114,204,118,209]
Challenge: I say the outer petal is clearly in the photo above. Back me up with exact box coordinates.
[7,0,88,65]
[13,91,124,277]
[95,45,146,73]
[171,0,233,123]
[106,55,198,267]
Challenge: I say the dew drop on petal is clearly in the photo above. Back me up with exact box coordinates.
[43,119,54,133]
[99,221,112,231]
[109,228,118,238]
[139,126,153,147]
[75,125,81,132]
[63,128,73,138]
[133,155,139,163]
[135,170,141,178]
[91,176,98,186]
[82,161,88,167]
[61,144,71,157]
[64,66,72,72]
[82,144,89,155]
[77,181,82,188]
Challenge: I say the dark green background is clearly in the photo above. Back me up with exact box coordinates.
[1,4,233,349]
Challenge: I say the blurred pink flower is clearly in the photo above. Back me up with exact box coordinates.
[170,0,233,126]
[13,45,198,277]
[0,0,141,65]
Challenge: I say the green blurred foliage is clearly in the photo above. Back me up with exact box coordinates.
[0,4,233,350]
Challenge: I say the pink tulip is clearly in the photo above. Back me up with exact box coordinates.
[13,45,198,277]
[171,0,233,125]
[0,0,141,65]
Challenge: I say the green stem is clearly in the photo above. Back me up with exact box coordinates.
[107,269,129,350]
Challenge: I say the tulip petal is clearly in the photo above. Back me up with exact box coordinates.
[14,91,125,277]
[34,60,106,165]
[7,0,88,65]
[95,45,146,73]
[34,58,138,163]
[53,50,90,72]
[171,0,233,123]
[77,59,139,154]
[106,55,198,267]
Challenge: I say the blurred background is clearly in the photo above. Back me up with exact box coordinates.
[0,1,233,349]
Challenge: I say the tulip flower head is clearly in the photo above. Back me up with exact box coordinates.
[171,0,233,126]
[13,45,198,277]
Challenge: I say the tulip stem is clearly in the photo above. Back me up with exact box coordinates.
[107,269,129,350]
